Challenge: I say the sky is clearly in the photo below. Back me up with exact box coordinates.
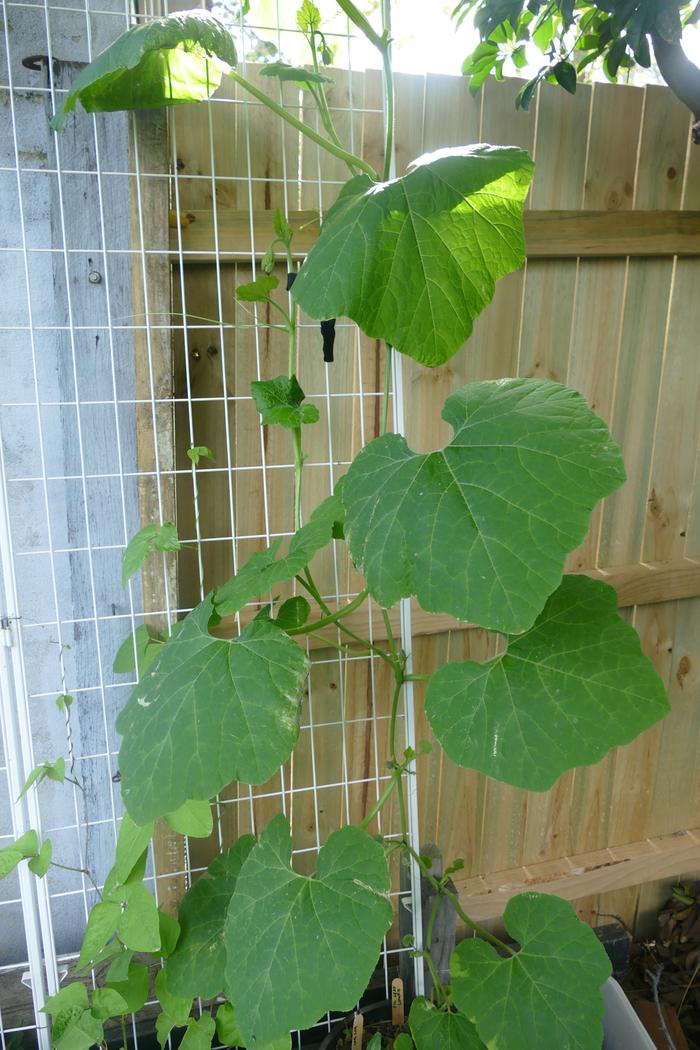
[243,0,700,83]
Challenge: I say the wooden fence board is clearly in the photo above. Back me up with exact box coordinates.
[165,70,700,934]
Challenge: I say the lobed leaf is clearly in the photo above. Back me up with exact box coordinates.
[51,11,236,130]
[116,596,309,823]
[167,835,256,999]
[292,146,533,367]
[251,375,320,429]
[342,378,625,634]
[224,814,393,1046]
[426,575,670,790]
[450,893,611,1050]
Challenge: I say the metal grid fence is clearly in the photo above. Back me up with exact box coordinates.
[0,1,423,1047]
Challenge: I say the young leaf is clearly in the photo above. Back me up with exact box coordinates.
[450,893,611,1049]
[276,595,311,631]
[214,489,344,618]
[77,900,122,969]
[51,11,237,130]
[236,274,279,302]
[261,245,276,274]
[426,575,669,791]
[224,814,392,1047]
[154,969,191,1048]
[393,1036,415,1050]
[28,838,52,878]
[90,987,129,1020]
[106,961,150,1013]
[113,625,165,676]
[296,0,321,33]
[167,835,256,999]
[0,830,38,880]
[251,375,320,428]
[214,1002,244,1048]
[56,693,73,711]
[342,379,625,634]
[121,524,158,586]
[18,757,65,799]
[109,813,154,890]
[260,61,333,91]
[272,207,293,244]
[158,910,181,957]
[179,1016,216,1050]
[409,998,483,1049]
[165,799,213,838]
[186,445,215,466]
[366,1036,383,1050]
[292,146,533,367]
[153,522,181,553]
[116,596,308,823]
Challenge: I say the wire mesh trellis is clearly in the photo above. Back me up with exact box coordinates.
[0,1,424,1047]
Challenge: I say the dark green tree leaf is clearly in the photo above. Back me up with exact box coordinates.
[552,59,577,92]
[427,575,669,791]
[292,146,533,367]
[224,814,392,1047]
[260,61,333,90]
[450,893,611,1050]
[51,11,236,130]
[214,489,343,618]
[167,835,256,999]
[165,799,213,838]
[251,375,320,428]
[342,379,625,634]
[116,596,308,823]
[409,998,484,1049]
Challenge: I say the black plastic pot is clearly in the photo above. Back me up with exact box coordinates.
[317,1000,394,1050]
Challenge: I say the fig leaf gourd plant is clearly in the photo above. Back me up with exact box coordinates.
[4,3,671,1049]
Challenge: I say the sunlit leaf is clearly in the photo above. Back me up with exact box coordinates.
[292,146,533,367]
[51,11,237,130]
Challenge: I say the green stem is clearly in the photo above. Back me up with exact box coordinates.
[292,427,303,531]
[288,588,369,635]
[296,574,396,665]
[307,49,357,177]
[421,948,446,1008]
[334,0,384,49]
[360,772,400,830]
[405,673,430,682]
[381,345,392,435]
[380,0,395,182]
[424,886,449,1006]
[380,607,397,661]
[388,674,403,766]
[228,69,377,179]
[120,1014,128,1050]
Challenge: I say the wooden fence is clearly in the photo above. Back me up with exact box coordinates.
[156,67,700,937]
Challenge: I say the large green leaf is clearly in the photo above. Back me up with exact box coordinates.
[224,814,393,1046]
[167,835,256,999]
[51,11,236,130]
[214,490,343,618]
[450,893,611,1050]
[342,379,625,634]
[426,575,669,790]
[408,998,485,1050]
[291,146,533,367]
[116,596,308,823]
